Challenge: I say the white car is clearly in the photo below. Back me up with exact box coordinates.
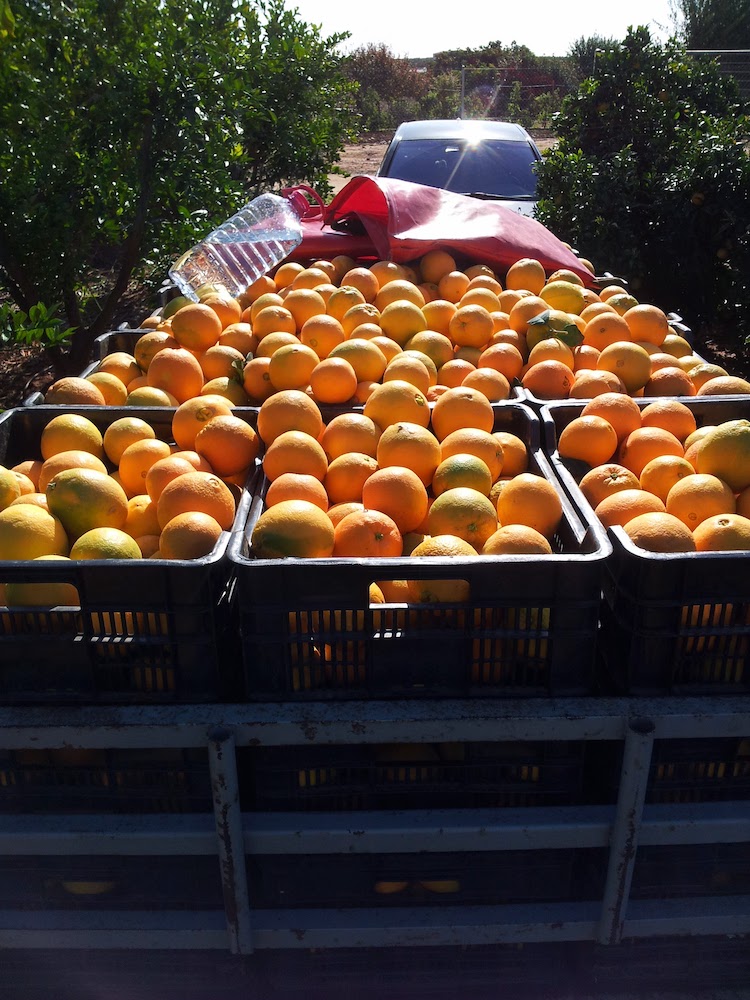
[376,119,542,217]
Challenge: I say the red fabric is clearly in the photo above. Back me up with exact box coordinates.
[301,175,595,286]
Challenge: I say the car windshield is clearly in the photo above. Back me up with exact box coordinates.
[383,137,539,198]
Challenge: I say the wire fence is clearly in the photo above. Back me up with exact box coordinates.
[687,49,750,99]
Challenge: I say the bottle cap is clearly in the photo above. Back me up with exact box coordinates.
[284,188,311,218]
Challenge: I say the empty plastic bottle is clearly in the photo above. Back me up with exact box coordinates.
[168,187,314,301]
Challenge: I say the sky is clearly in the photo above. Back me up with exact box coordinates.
[285,0,677,59]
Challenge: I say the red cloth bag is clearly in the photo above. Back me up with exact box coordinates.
[292,175,595,286]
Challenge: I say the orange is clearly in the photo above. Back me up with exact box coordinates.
[406,535,476,603]
[432,453,492,497]
[482,524,552,554]
[439,427,505,482]
[596,342,652,394]
[378,300,428,346]
[569,370,625,399]
[251,304,296,339]
[172,395,234,451]
[147,347,204,403]
[323,452,379,504]
[308,357,358,405]
[284,288,327,330]
[332,509,403,558]
[594,488,666,528]
[685,363,729,391]
[44,377,105,406]
[328,255,358,283]
[242,356,275,403]
[290,266,330,291]
[498,288,532,313]
[419,249,457,285]
[159,511,224,560]
[581,393,642,444]
[156,471,235,531]
[369,259,406,287]
[265,473,329,511]
[695,419,750,492]
[40,414,104,462]
[438,359,476,388]
[405,331,454,369]
[495,473,563,538]
[427,487,497,548]
[267,343,320,391]
[376,421,442,486]
[665,473,736,528]
[353,323,388,344]
[582,312,632,351]
[262,430,328,483]
[527,337,575,370]
[540,280,585,314]
[643,366,696,397]
[326,285,366,323]
[170,302,223,351]
[46,468,129,540]
[327,501,365,527]
[606,292,639,315]
[328,339,388,382]
[521,360,574,400]
[430,386,494,441]
[622,512,697,552]
[145,454,201,503]
[68,526,142,560]
[557,415,618,467]
[85,371,128,405]
[454,345,482,367]
[0,469,22,512]
[97,352,143,386]
[194,414,260,478]
[489,315,515,338]
[599,284,627,302]
[125,385,179,407]
[339,266,380,302]
[660,333,693,358]
[505,257,546,295]
[38,451,108,494]
[198,344,245,382]
[199,292,242,330]
[123,494,161,538]
[257,389,323,445]
[490,431,526,476]
[374,279,425,311]
[507,295,549,335]
[579,463,640,508]
[618,426,684,478]
[361,466,429,534]
[320,412,381,460]
[219,322,257,356]
[697,375,750,395]
[639,399,697,442]
[459,287,502,313]
[437,270,471,303]
[467,274,503,296]
[421,300,458,337]
[273,261,305,289]
[649,352,681,372]
[623,304,670,346]
[638,455,695,503]
[693,513,750,551]
[580,302,616,323]
[402,350,438,385]
[341,303,380,337]
[383,354,431,394]
[363,380,430,431]
[118,438,173,497]
[461,367,511,402]
[242,274,277,303]
[0,504,68,560]
[255,333,302,361]
[477,342,524,381]
[11,460,43,492]
[246,292,284,323]
[252,498,334,558]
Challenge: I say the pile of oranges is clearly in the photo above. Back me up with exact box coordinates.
[249,386,566,588]
[556,395,750,552]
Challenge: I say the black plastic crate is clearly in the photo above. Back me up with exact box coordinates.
[229,402,611,700]
[245,739,586,812]
[542,396,750,694]
[0,405,249,703]
[631,841,750,899]
[0,747,212,814]
[93,329,148,361]
[248,847,593,910]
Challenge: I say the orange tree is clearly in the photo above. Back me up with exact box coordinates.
[0,0,355,371]
[536,27,750,356]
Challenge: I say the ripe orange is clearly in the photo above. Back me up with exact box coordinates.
[339,266,380,302]
[267,343,320,391]
[298,313,347,359]
[580,393,641,444]
[594,488,666,528]
[622,512,696,552]
[328,339,388,382]
[251,304,296,339]
[374,279,425,312]
[421,299,458,336]
[432,453,493,497]
[505,257,546,295]
[262,430,328,483]
[693,513,750,551]
[438,359,476,388]
[569,370,625,399]
[242,356,275,403]
[319,412,381,461]
[430,386,494,441]
[427,486,497,548]
[507,295,549,335]
[521,360,574,399]
[406,535,476,603]
[441,427,505,481]
[145,454,201,503]
[44,377,106,406]
[639,399,697,442]
[582,313,632,351]
[665,473,736,528]
[307,357,358,405]
[251,499,335,558]
[378,300,428,346]
[156,471,235,531]
[459,287,502,314]
[332,509,403,557]
[40,414,104,462]
[383,354,432,395]
[46,468,129,540]
[199,291,242,330]
[461,367,511,402]
[273,262,305,289]
[685,363,729,391]
[638,455,695,503]
[170,302,223,351]
[596,341,652,394]
[376,421,442,486]
[492,431,528,476]
[97,352,143,386]
[0,505,69,560]
[265,473,329,511]
[579,463,640,508]
[618,426,684,478]
[696,375,750,396]
[197,344,245,382]
[159,511,224,560]
[643,366,696,397]
[527,337,575,371]
[326,285,367,323]
[477,342,524,381]
[122,494,161,539]
[695,419,750,492]
[327,501,365,527]
[126,385,179,407]
[482,524,552,554]
[557,415,619,467]
[363,380,430,431]
[147,347,204,403]
[172,395,234,450]
[323,452,379,504]
[290,266,330,291]
[284,288,327,330]
[362,466,429,534]
[118,439,173,497]
[85,371,128,405]
[495,473,563,538]
[437,270,471,303]
[194,415,260,478]
[623,304,670,346]
[38,451,108,494]
[0,470,22,512]
[219,322,257,356]
[11,460,43,492]
[69,526,142,560]
[256,389,324,445]
[419,249,457,285]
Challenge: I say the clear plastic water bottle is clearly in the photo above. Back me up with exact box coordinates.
[168,188,312,300]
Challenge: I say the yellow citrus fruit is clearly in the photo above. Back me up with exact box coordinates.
[159,511,224,560]
[406,535,476,603]
[540,280,585,314]
[427,487,498,548]
[0,467,21,511]
[85,371,129,405]
[596,342,652,394]
[328,339,388,382]
[695,419,750,492]
[251,499,335,558]
[38,451,109,494]
[482,524,553,554]
[693,513,750,551]
[40,414,104,461]
[103,417,156,466]
[432,453,493,497]
[0,505,69,560]
[46,468,129,540]
[495,473,563,538]
[639,455,696,503]
[69,526,143,560]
